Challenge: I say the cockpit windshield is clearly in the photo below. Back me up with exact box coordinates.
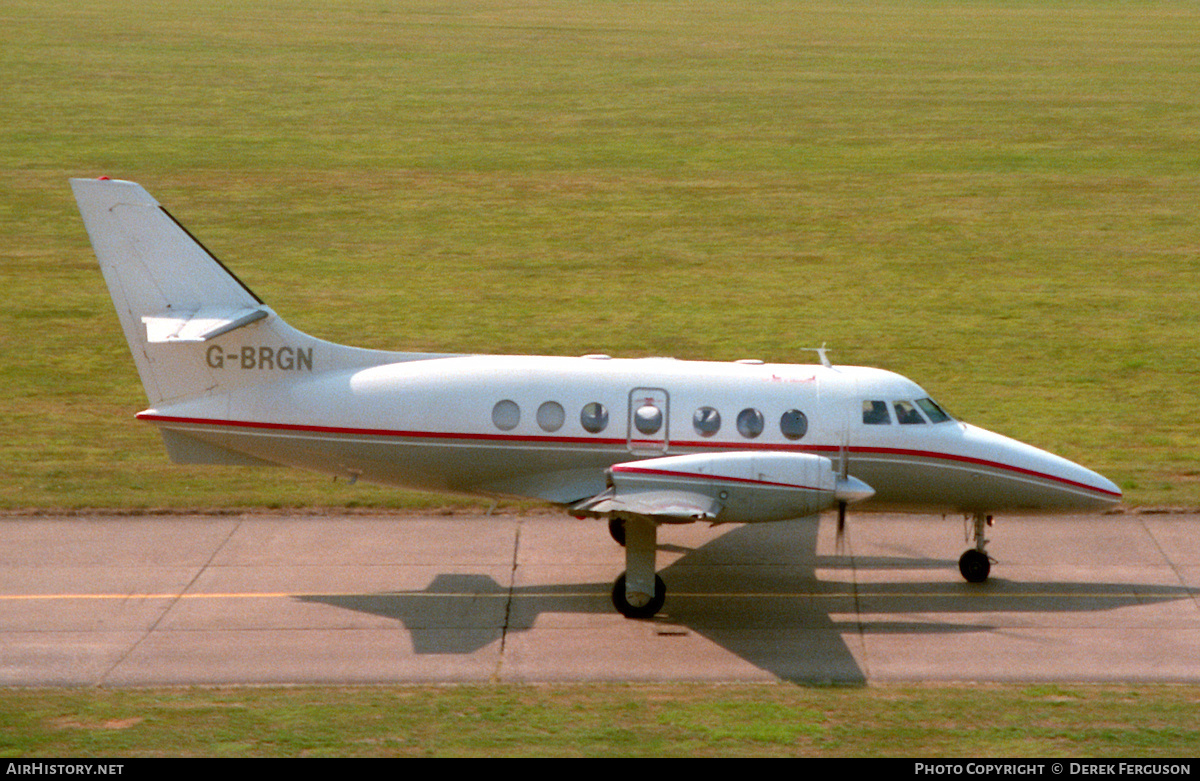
[893,400,925,424]
[915,397,952,423]
[863,397,954,425]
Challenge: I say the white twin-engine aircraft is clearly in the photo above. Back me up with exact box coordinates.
[72,178,1122,618]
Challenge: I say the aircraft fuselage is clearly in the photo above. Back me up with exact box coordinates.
[137,353,1121,516]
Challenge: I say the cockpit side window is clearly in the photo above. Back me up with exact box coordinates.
[915,397,952,423]
[893,400,926,424]
[862,400,890,424]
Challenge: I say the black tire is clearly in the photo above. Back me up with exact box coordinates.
[608,517,626,546]
[611,572,666,618]
[959,549,991,583]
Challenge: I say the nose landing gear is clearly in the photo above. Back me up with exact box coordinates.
[959,512,994,583]
[959,548,991,582]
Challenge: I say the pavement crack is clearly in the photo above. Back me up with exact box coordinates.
[1140,515,1198,611]
[96,517,244,686]
[495,518,521,678]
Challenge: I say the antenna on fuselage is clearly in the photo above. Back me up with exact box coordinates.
[803,343,833,368]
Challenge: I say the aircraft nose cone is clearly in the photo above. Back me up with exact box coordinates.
[1088,471,1123,508]
[962,424,1123,512]
[1044,448,1123,510]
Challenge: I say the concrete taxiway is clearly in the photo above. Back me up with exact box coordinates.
[1,510,1197,686]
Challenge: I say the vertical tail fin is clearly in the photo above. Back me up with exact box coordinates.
[72,178,433,406]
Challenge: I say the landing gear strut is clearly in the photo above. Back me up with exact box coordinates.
[609,516,665,618]
[959,512,993,583]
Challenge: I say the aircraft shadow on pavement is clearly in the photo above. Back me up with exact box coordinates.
[298,520,1192,684]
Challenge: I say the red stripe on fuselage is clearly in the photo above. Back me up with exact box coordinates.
[135,413,1121,499]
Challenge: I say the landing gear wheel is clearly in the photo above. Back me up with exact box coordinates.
[608,517,626,546]
[611,572,666,619]
[959,549,991,583]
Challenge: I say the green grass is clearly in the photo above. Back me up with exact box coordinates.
[2,0,1198,509]
[2,684,1198,757]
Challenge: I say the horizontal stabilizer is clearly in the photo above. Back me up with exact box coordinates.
[143,306,270,343]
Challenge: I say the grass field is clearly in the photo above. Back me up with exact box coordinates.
[2,0,1199,758]
[3,683,1199,757]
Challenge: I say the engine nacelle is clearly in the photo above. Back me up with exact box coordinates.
[583,451,873,525]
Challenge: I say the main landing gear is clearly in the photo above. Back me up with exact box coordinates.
[609,516,665,618]
[959,512,994,583]
[608,517,626,546]
[611,572,666,619]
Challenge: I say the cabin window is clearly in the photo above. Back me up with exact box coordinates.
[634,403,663,435]
[863,400,891,424]
[580,402,609,434]
[780,409,808,440]
[915,397,952,423]
[894,400,926,424]
[492,400,520,431]
[736,408,764,438]
[693,406,721,437]
[537,401,565,432]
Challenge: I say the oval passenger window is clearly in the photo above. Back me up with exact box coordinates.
[736,408,764,438]
[693,406,721,437]
[780,409,808,440]
[537,401,565,432]
[580,402,609,434]
[634,404,663,435]
[492,400,520,431]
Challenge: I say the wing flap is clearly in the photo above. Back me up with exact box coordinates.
[573,487,722,523]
